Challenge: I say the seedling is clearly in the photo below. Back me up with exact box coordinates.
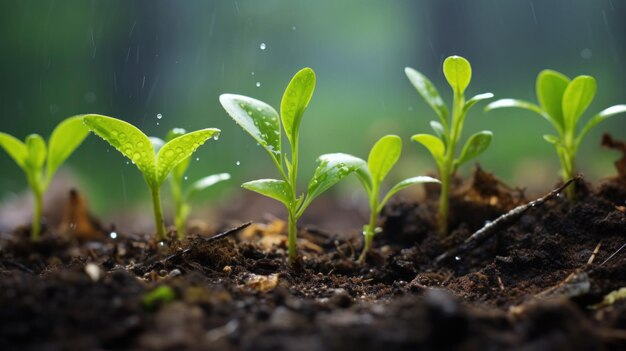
[355,135,439,262]
[485,70,626,200]
[220,68,365,265]
[0,116,89,240]
[153,128,230,239]
[406,56,494,236]
[83,115,219,240]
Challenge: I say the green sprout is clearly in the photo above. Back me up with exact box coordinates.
[0,116,89,240]
[485,70,626,200]
[220,68,365,265]
[355,135,439,262]
[151,128,230,239]
[83,115,220,240]
[405,56,494,236]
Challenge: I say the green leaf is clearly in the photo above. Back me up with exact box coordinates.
[405,67,449,125]
[562,75,597,130]
[368,135,401,185]
[46,116,89,184]
[83,114,158,185]
[220,94,282,163]
[165,128,189,181]
[411,134,445,164]
[577,104,626,146]
[156,128,220,185]
[543,134,560,145]
[455,131,492,167]
[430,120,446,141]
[536,69,570,130]
[379,176,439,211]
[485,99,561,131]
[242,179,293,207]
[280,67,316,145]
[443,56,472,94]
[0,132,28,170]
[186,173,230,199]
[305,153,366,207]
[25,134,47,171]
[464,92,494,113]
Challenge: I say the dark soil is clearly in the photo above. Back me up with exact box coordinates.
[1,169,626,350]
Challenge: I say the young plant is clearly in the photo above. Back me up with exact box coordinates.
[0,116,89,240]
[83,115,220,240]
[154,128,230,239]
[485,70,626,200]
[405,56,494,236]
[355,135,439,262]
[220,68,365,265]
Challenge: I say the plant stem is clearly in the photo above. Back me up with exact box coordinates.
[151,185,167,241]
[358,209,378,263]
[31,191,42,241]
[170,178,185,239]
[437,170,451,237]
[287,211,298,264]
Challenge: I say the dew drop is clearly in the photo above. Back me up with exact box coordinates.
[259,43,266,50]
[157,113,163,119]
[213,135,219,141]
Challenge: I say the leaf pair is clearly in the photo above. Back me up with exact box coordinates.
[0,116,90,191]
[485,70,626,189]
[0,116,90,239]
[83,115,220,188]
[357,135,439,213]
[83,115,220,239]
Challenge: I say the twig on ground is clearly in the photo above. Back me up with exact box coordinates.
[435,176,581,265]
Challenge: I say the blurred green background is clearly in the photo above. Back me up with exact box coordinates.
[0,0,625,220]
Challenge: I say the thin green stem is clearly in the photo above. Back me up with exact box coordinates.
[287,211,298,264]
[358,200,378,263]
[170,177,185,239]
[151,185,167,241]
[437,90,464,237]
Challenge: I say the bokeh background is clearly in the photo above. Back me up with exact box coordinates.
[1,0,625,230]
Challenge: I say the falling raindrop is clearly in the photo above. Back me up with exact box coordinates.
[259,43,266,50]
[580,48,592,60]
[256,82,261,87]
[292,26,296,31]
[196,157,200,161]
[184,176,188,181]
[455,256,461,261]
[109,231,118,239]
[157,113,163,119]
[251,71,255,76]
[236,161,241,166]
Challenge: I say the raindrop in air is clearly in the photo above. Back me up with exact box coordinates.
[455,256,461,261]
[196,157,200,161]
[259,43,266,50]
[184,176,188,181]
[256,82,261,87]
[292,26,296,31]
[251,71,255,76]
[157,113,163,119]
[109,231,118,239]
[580,48,592,60]
[236,161,241,166]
